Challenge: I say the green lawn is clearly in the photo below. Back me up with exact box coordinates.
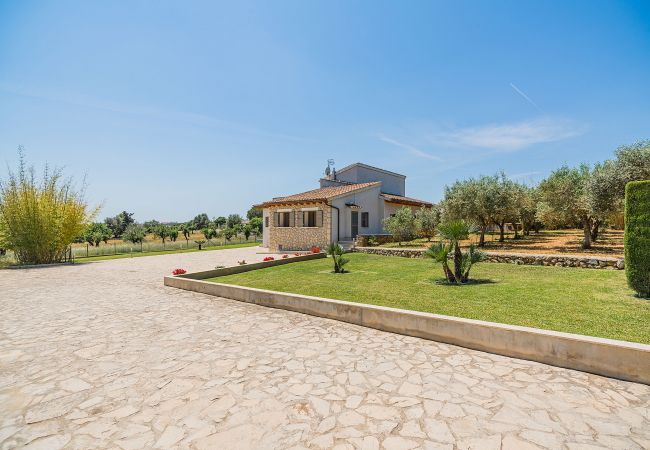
[209,253,650,344]
[75,242,259,263]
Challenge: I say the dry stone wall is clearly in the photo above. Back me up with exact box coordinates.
[354,247,625,270]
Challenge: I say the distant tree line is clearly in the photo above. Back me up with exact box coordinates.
[77,206,264,247]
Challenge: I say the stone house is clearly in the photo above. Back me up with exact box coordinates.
[255,162,432,252]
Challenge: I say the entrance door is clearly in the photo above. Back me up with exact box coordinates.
[351,211,359,238]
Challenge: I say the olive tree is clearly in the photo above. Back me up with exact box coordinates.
[226,214,243,229]
[83,222,112,247]
[213,216,227,229]
[383,207,416,245]
[122,224,146,244]
[537,165,600,248]
[443,176,499,247]
[153,224,170,243]
[415,206,440,241]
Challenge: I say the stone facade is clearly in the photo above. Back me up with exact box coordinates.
[354,247,625,270]
[268,202,331,252]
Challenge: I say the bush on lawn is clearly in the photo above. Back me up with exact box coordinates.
[625,180,650,298]
[383,206,416,245]
[424,220,485,284]
[0,148,98,264]
[326,243,349,273]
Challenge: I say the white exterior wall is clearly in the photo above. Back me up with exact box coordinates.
[262,209,270,248]
[329,185,384,241]
[336,165,405,196]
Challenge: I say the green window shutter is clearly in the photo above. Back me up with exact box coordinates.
[296,211,303,227]
[273,212,279,227]
[316,210,323,227]
[289,210,295,227]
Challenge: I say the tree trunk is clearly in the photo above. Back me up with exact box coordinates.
[582,218,592,249]
[442,262,453,282]
[453,243,462,283]
[514,223,520,240]
[591,220,601,242]
[498,222,505,242]
[479,225,486,247]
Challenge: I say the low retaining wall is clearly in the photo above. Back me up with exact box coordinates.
[175,251,326,280]
[164,275,650,385]
[354,247,625,269]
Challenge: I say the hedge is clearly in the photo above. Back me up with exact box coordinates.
[625,180,650,298]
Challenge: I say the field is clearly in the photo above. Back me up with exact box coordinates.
[0,231,260,266]
[209,252,649,344]
[70,231,258,259]
[379,229,624,258]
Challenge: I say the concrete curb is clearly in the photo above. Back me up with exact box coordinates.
[174,251,326,279]
[165,270,650,385]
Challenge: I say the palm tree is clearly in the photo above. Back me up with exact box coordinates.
[326,243,349,273]
[423,242,452,281]
[425,220,485,284]
[437,220,472,281]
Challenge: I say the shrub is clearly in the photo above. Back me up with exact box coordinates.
[415,206,440,241]
[263,256,275,261]
[172,268,187,275]
[326,243,349,273]
[311,246,321,253]
[282,254,289,259]
[0,148,98,264]
[383,207,416,245]
[625,181,650,298]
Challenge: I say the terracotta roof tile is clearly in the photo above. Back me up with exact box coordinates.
[381,193,433,207]
[256,182,380,207]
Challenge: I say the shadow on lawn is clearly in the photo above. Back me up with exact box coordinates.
[432,278,497,286]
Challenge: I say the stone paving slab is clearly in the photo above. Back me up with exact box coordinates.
[1,246,649,449]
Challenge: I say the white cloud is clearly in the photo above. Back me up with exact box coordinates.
[438,118,585,151]
[378,135,442,161]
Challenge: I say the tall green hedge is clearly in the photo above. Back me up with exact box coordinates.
[625,180,650,298]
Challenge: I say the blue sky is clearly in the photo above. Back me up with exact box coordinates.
[1,1,649,222]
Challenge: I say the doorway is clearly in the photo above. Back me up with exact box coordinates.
[351,211,359,238]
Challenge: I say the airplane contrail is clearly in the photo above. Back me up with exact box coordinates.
[510,82,544,113]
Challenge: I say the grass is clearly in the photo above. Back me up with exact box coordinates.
[74,242,259,262]
[209,253,650,344]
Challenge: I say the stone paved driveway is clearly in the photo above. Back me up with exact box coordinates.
[1,246,649,450]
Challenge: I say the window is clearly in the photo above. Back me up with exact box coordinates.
[361,212,369,228]
[300,210,323,227]
[304,210,317,227]
[275,211,291,227]
[280,212,291,227]
[265,216,269,228]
